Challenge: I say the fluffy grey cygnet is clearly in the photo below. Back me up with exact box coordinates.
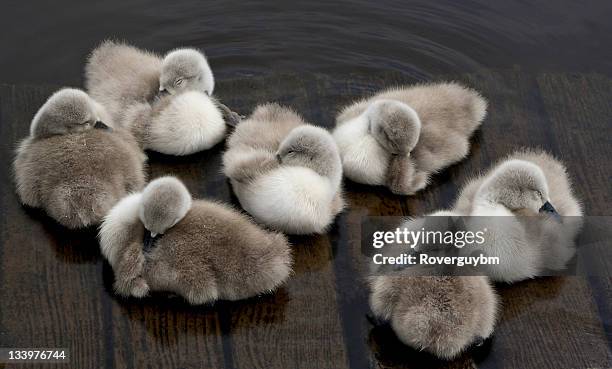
[84,41,231,155]
[370,274,498,360]
[368,211,499,360]
[99,177,293,304]
[333,82,487,195]
[223,103,345,234]
[13,88,147,228]
[452,149,583,282]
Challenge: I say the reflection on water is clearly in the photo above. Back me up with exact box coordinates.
[1,0,611,85]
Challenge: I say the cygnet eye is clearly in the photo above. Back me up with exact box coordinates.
[75,120,90,129]
[174,78,184,86]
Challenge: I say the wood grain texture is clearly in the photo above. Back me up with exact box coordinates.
[0,70,610,369]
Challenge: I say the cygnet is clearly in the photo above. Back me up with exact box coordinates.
[85,41,235,154]
[452,149,583,282]
[333,82,487,194]
[99,176,293,304]
[14,88,147,228]
[223,103,344,234]
[369,211,498,360]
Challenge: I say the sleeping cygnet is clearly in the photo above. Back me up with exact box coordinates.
[99,177,293,304]
[223,103,345,234]
[333,82,487,195]
[453,150,583,283]
[158,47,242,126]
[370,275,498,360]
[13,88,147,228]
[84,41,232,155]
[369,212,498,360]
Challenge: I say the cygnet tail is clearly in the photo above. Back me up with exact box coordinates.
[250,103,304,124]
[330,190,346,217]
[459,85,488,133]
[469,91,488,127]
[85,40,162,117]
[391,307,468,360]
[47,181,120,229]
[258,232,293,291]
[439,82,488,133]
[122,102,153,149]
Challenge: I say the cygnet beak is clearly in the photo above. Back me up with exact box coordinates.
[473,336,485,347]
[94,121,111,131]
[275,153,282,163]
[365,312,387,327]
[143,229,160,252]
[155,89,170,102]
[539,201,560,219]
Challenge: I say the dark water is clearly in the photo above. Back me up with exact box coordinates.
[2,0,612,86]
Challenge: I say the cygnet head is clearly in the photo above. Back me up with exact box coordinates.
[139,177,193,237]
[159,48,215,96]
[277,125,342,180]
[366,99,421,155]
[30,88,111,139]
[477,160,558,215]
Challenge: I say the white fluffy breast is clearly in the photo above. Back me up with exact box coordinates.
[98,193,143,267]
[148,91,226,155]
[333,117,390,185]
[235,166,336,234]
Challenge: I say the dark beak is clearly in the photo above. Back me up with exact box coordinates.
[94,121,111,131]
[142,229,160,253]
[365,312,388,327]
[539,201,560,219]
[154,89,170,102]
[275,153,282,163]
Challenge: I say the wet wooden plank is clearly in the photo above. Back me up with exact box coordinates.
[536,72,612,215]
[107,297,226,369]
[226,236,348,369]
[462,70,612,369]
[490,278,611,369]
[536,72,612,367]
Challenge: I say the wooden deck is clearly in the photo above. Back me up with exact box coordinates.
[0,69,610,368]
